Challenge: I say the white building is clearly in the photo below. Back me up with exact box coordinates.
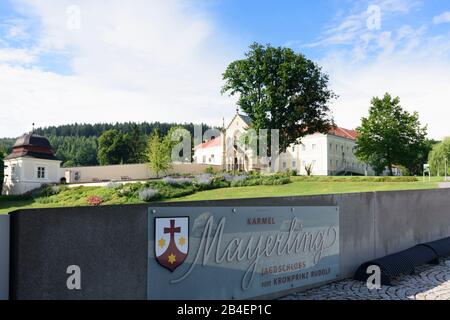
[193,112,376,176]
[193,136,223,166]
[2,133,62,195]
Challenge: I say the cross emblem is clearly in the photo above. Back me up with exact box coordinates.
[164,219,181,241]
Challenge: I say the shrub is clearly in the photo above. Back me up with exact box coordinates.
[194,174,213,185]
[139,188,160,202]
[204,166,215,174]
[87,196,103,206]
[116,183,143,198]
[162,177,193,186]
[293,176,418,183]
[106,182,123,190]
[35,185,68,198]
[230,174,290,187]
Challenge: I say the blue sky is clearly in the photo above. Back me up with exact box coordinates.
[1,0,450,138]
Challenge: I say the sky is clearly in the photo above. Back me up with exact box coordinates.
[0,0,449,139]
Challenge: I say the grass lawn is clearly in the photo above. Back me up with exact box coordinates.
[168,178,440,202]
[0,176,443,214]
[0,187,145,215]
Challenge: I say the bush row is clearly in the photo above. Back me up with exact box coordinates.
[292,176,419,182]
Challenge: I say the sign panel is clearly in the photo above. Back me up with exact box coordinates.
[0,215,9,300]
[147,206,339,300]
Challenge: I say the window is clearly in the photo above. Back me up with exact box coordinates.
[11,165,17,179]
[202,155,206,164]
[292,161,296,168]
[302,145,306,151]
[312,144,317,151]
[292,146,295,152]
[282,162,287,169]
[37,166,46,179]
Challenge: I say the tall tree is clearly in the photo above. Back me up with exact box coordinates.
[146,130,172,178]
[355,93,428,176]
[124,124,147,164]
[222,42,336,153]
[428,138,450,176]
[97,130,129,165]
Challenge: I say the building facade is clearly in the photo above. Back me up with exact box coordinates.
[193,113,376,176]
[2,133,62,195]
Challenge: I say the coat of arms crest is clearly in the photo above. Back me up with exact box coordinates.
[154,217,189,272]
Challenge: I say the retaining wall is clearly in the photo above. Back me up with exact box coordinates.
[7,188,450,299]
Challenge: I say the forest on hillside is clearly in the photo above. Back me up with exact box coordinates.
[0,122,213,167]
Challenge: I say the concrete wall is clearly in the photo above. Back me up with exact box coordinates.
[8,188,450,299]
[0,216,9,300]
[9,206,148,300]
[62,163,221,184]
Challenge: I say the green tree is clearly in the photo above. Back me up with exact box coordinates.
[73,137,99,166]
[428,138,450,176]
[222,42,336,153]
[124,124,147,164]
[97,130,129,165]
[146,130,172,177]
[355,93,428,176]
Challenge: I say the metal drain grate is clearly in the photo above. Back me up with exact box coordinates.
[422,237,450,257]
[354,244,439,286]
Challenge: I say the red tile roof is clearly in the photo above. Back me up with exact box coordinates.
[328,127,358,140]
[194,126,357,150]
[194,136,223,150]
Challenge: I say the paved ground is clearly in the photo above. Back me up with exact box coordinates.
[282,258,450,300]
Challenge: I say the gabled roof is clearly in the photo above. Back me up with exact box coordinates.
[238,114,252,126]
[226,112,252,130]
[223,111,357,142]
[328,127,358,140]
[194,136,222,150]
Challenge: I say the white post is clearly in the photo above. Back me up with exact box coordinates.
[445,158,448,182]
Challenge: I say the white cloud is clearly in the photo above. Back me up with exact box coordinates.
[433,12,450,25]
[0,48,36,64]
[0,0,241,137]
[304,0,450,140]
[308,0,422,48]
[321,32,450,140]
